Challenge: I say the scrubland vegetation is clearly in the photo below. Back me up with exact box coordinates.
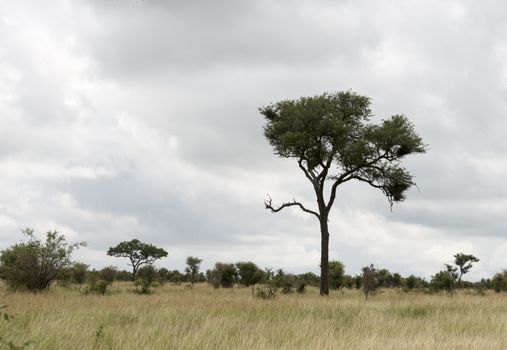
[1,283,507,350]
[1,230,506,349]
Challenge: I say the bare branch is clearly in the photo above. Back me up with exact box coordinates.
[264,194,320,220]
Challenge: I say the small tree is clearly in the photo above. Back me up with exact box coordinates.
[491,271,507,293]
[361,264,379,300]
[208,263,237,288]
[453,253,479,285]
[107,239,167,276]
[135,265,158,294]
[431,264,458,295]
[70,263,89,284]
[329,261,345,289]
[99,266,118,283]
[185,256,203,284]
[235,262,264,287]
[0,228,85,291]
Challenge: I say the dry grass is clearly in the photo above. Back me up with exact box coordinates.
[1,283,506,349]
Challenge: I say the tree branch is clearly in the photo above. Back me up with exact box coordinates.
[264,194,320,220]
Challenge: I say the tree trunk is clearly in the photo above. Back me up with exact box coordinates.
[320,217,330,296]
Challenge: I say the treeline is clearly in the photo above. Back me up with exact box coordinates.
[2,229,507,298]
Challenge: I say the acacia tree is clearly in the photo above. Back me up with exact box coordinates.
[453,253,479,285]
[107,239,167,276]
[260,91,425,295]
[185,256,203,284]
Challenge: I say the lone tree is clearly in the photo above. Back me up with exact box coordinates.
[107,239,167,276]
[453,253,479,285]
[260,91,425,295]
[185,256,203,284]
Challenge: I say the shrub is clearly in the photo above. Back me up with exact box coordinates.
[361,264,379,300]
[99,266,118,283]
[135,265,158,294]
[207,263,237,288]
[329,261,345,289]
[492,271,507,293]
[0,228,85,291]
[85,277,110,295]
[254,284,277,299]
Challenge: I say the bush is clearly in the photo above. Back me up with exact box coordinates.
[134,265,158,294]
[254,284,277,299]
[0,228,85,291]
[273,270,296,294]
[207,263,237,288]
[85,277,110,295]
[70,263,89,284]
[431,265,458,295]
[492,271,507,292]
[99,266,118,283]
[361,264,379,300]
[329,261,345,289]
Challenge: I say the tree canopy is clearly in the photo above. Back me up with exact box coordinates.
[107,239,167,276]
[260,91,425,295]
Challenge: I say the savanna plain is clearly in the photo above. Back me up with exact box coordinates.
[1,283,506,350]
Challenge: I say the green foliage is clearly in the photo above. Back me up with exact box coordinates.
[107,239,168,276]
[260,91,425,295]
[235,262,264,287]
[70,263,89,284]
[208,263,237,288]
[273,269,296,294]
[403,274,427,291]
[361,264,379,300]
[134,265,158,294]
[254,284,278,300]
[453,253,479,284]
[99,266,118,283]
[297,272,320,287]
[491,271,507,293]
[431,265,458,295]
[185,256,203,284]
[85,277,110,295]
[0,228,85,291]
[260,91,425,206]
[329,261,345,289]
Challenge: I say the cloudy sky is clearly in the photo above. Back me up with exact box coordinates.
[1,0,506,280]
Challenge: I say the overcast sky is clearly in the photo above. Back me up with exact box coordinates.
[1,0,506,280]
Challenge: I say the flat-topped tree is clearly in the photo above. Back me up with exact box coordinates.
[107,239,167,276]
[260,91,425,296]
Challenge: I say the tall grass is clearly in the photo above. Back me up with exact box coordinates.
[1,283,506,349]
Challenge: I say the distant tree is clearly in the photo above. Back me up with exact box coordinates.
[107,239,167,276]
[185,256,203,284]
[491,271,507,293]
[391,273,403,288]
[135,265,158,294]
[208,263,237,288]
[353,275,362,289]
[453,253,479,285]
[404,274,419,291]
[158,267,170,284]
[0,228,85,291]
[273,269,296,294]
[70,263,89,284]
[168,270,185,284]
[329,261,345,289]
[235,262,264,287]
[116,270,134,281]
[261,91,426,295]
[297,272,320,287]
[99,266,118,283]
[361,264,379,300]
[431,264,458,295]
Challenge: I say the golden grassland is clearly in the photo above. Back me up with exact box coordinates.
[1,283,506,350]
